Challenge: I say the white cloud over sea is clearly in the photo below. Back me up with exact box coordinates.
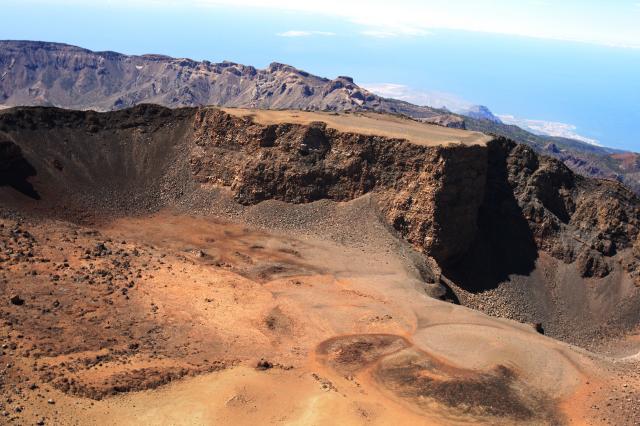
[365,82,601,146]
[498,115,601,146]
[362,83,472,111]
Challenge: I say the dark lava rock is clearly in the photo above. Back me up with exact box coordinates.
[9,295,24,306]
[577,250,611,278]
[256,359,273,370]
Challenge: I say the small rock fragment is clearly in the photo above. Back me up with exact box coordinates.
[10,295,24,306]
[256,359,273,370]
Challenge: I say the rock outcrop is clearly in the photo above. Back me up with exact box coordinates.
[1,105,638,276]
[189,109,486,264]
[482,138,640,281]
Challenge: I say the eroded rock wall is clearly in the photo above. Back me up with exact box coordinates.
[494,138,640,280]
[189,109,488,264]
[2,106,639,286]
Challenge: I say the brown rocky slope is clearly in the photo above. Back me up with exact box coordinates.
[0,40,460,127]
[1,104,639,347]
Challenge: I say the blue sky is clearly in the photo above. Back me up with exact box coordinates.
[20,0,639,48]
[2,0,640,150]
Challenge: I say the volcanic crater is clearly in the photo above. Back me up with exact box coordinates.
[1,105,639,425]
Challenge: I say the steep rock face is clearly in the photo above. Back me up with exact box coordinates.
[441,138,640,343]
[1,105,637,279]
[1,105,638,275]
[446,137,640,292]
[0,138,38,198]
[503,139,640,276]
[464,116,640,197]
[189,109,487,263]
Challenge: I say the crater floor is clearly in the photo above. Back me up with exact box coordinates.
[1,201,639,425]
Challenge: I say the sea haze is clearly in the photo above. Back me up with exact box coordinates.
[2,2,639,151]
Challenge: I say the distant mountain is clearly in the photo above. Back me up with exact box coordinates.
[460,105,502,123]
[0,40,462,128]
[0,40,637,193]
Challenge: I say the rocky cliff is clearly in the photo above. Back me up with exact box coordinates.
[464,116,640,196]
[188,109,640,281]
[452,138,640,280]
[189,108,487,264]
[1,105,639,342]
[1,105,638,274]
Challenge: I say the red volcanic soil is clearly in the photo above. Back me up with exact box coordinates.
[1,106,640,425]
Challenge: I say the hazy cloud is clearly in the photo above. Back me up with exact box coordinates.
[363,83,472,111]
[498,115,600,146]
[21,0,640,48]
[366,82,601,146]
[360,30,398,38]
[192,0,640,49]
[360,27,430,38]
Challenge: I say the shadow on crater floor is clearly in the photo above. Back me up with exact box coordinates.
[0,139,40,200]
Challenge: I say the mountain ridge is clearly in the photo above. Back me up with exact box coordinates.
[0,40,463,128]
[1,39,638,193]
